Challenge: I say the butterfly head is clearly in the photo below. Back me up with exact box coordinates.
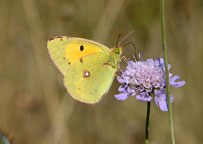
[111,46,123,56]
[110,46,123,64]
[112,30,134,57]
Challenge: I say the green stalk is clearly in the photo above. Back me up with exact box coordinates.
[145,102,150,144]
[160,0,176,144]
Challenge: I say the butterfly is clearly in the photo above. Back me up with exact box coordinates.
[47,31,133,104]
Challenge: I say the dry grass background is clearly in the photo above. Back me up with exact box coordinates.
[0,0,202,144]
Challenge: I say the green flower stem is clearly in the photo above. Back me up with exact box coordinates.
[160,0,176,144]
[145,102,150,144]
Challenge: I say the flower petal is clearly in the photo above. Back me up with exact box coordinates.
[115,93,129,101]
[118,86,126,92]
[170,75,185,87]
[173,80,185,87]
[147,59,153,63]
[154,89,174,111]
[154,94,168,111]
[158,99,168,111]
[169,95,174,103]
[170,75,180,82]
[129,87,139,96]
[117,76,125,84]
[168,64,172,70]
[154,89,161,96]
[136,92,152,102]
[128,61,136,66]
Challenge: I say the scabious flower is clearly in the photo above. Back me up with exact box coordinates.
[115,58,185,111]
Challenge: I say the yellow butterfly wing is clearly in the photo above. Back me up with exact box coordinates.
[64,52,117,104]
[47,36,122,104]
[47,36,110,75]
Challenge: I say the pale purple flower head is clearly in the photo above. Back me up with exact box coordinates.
[115,58,185,111]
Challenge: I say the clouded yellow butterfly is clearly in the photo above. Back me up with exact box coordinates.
[47,32,134,104]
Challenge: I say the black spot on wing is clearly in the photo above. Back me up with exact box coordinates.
[80,45,84,51]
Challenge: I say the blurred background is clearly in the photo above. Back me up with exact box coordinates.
[0,0,202,144]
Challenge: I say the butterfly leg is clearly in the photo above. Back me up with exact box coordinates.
[118,63,123,72]
[115,62,122,79]
[122,56,129,64]
[115,73,121,79]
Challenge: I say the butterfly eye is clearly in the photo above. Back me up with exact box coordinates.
[80,45,84,51]
[115,48,120,54]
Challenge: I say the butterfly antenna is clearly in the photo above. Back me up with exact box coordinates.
[117,29,135,46]
[123,41,138,60]
[116,34,122,48]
